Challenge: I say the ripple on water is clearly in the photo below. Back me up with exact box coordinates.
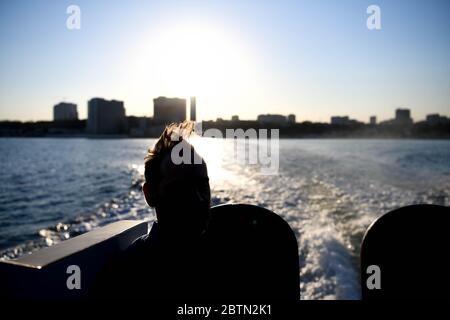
[1,139,449,300]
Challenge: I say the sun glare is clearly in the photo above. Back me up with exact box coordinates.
[152,25,251,97]
[126,23,258,119]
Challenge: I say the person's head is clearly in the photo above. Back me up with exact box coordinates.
[143,122,211,235]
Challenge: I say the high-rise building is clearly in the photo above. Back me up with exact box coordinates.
[331,116,350,125]
[87,98,126,134]
[370,116,377,125]
[190,97,196,122]
[153,96,186,124]
[426,114,449,125]
[53,102,78,121]
[287,114,296,124]
[257,114,287,125]
[395,108,413,125]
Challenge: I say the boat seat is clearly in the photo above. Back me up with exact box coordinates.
[206,204,300,300]
[360,204,450,299]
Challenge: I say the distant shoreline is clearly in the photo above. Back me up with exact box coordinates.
[2,119,450,140]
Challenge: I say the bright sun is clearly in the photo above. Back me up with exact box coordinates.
[151,24,252,98]
[125,23,261,120]
[128,25,255,114]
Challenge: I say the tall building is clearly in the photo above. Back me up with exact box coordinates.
[87,98,126,134]
[53,102,78,121]
[426,114,449,125]
[257,114,287,125]
[190,97,196,122]
[370,116,377,125]
[153,97,186,124]
[395,108,413,125]
[287,114,296,124]
[331,116,350,125]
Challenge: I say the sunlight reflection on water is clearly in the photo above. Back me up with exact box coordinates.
[1,138,449,299]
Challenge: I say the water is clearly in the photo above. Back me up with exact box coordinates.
[1,138,449,299]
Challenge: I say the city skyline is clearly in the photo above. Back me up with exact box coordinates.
[48,96,450,124]
[1,94,449,138]
[5,95,450,124]
[1,0,450,122]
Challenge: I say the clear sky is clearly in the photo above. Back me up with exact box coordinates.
[0,0,449,123]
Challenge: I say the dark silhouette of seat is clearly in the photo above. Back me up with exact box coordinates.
[361,204,450,299]
[206,204,300,300]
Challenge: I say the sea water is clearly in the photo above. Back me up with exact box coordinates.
[0,138,449,299]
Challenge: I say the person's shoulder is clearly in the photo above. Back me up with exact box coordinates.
[125,222,159,255]
[130,233,151,249]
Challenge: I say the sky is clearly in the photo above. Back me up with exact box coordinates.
[0,0,449,123]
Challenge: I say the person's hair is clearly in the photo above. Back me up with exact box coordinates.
[144,121,195,184]
[144,121,211,233]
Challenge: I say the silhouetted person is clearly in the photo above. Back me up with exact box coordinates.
[91,122,211,299]
[91,121,300,300]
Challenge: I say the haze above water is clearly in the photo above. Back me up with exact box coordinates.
[0,138,449,299]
